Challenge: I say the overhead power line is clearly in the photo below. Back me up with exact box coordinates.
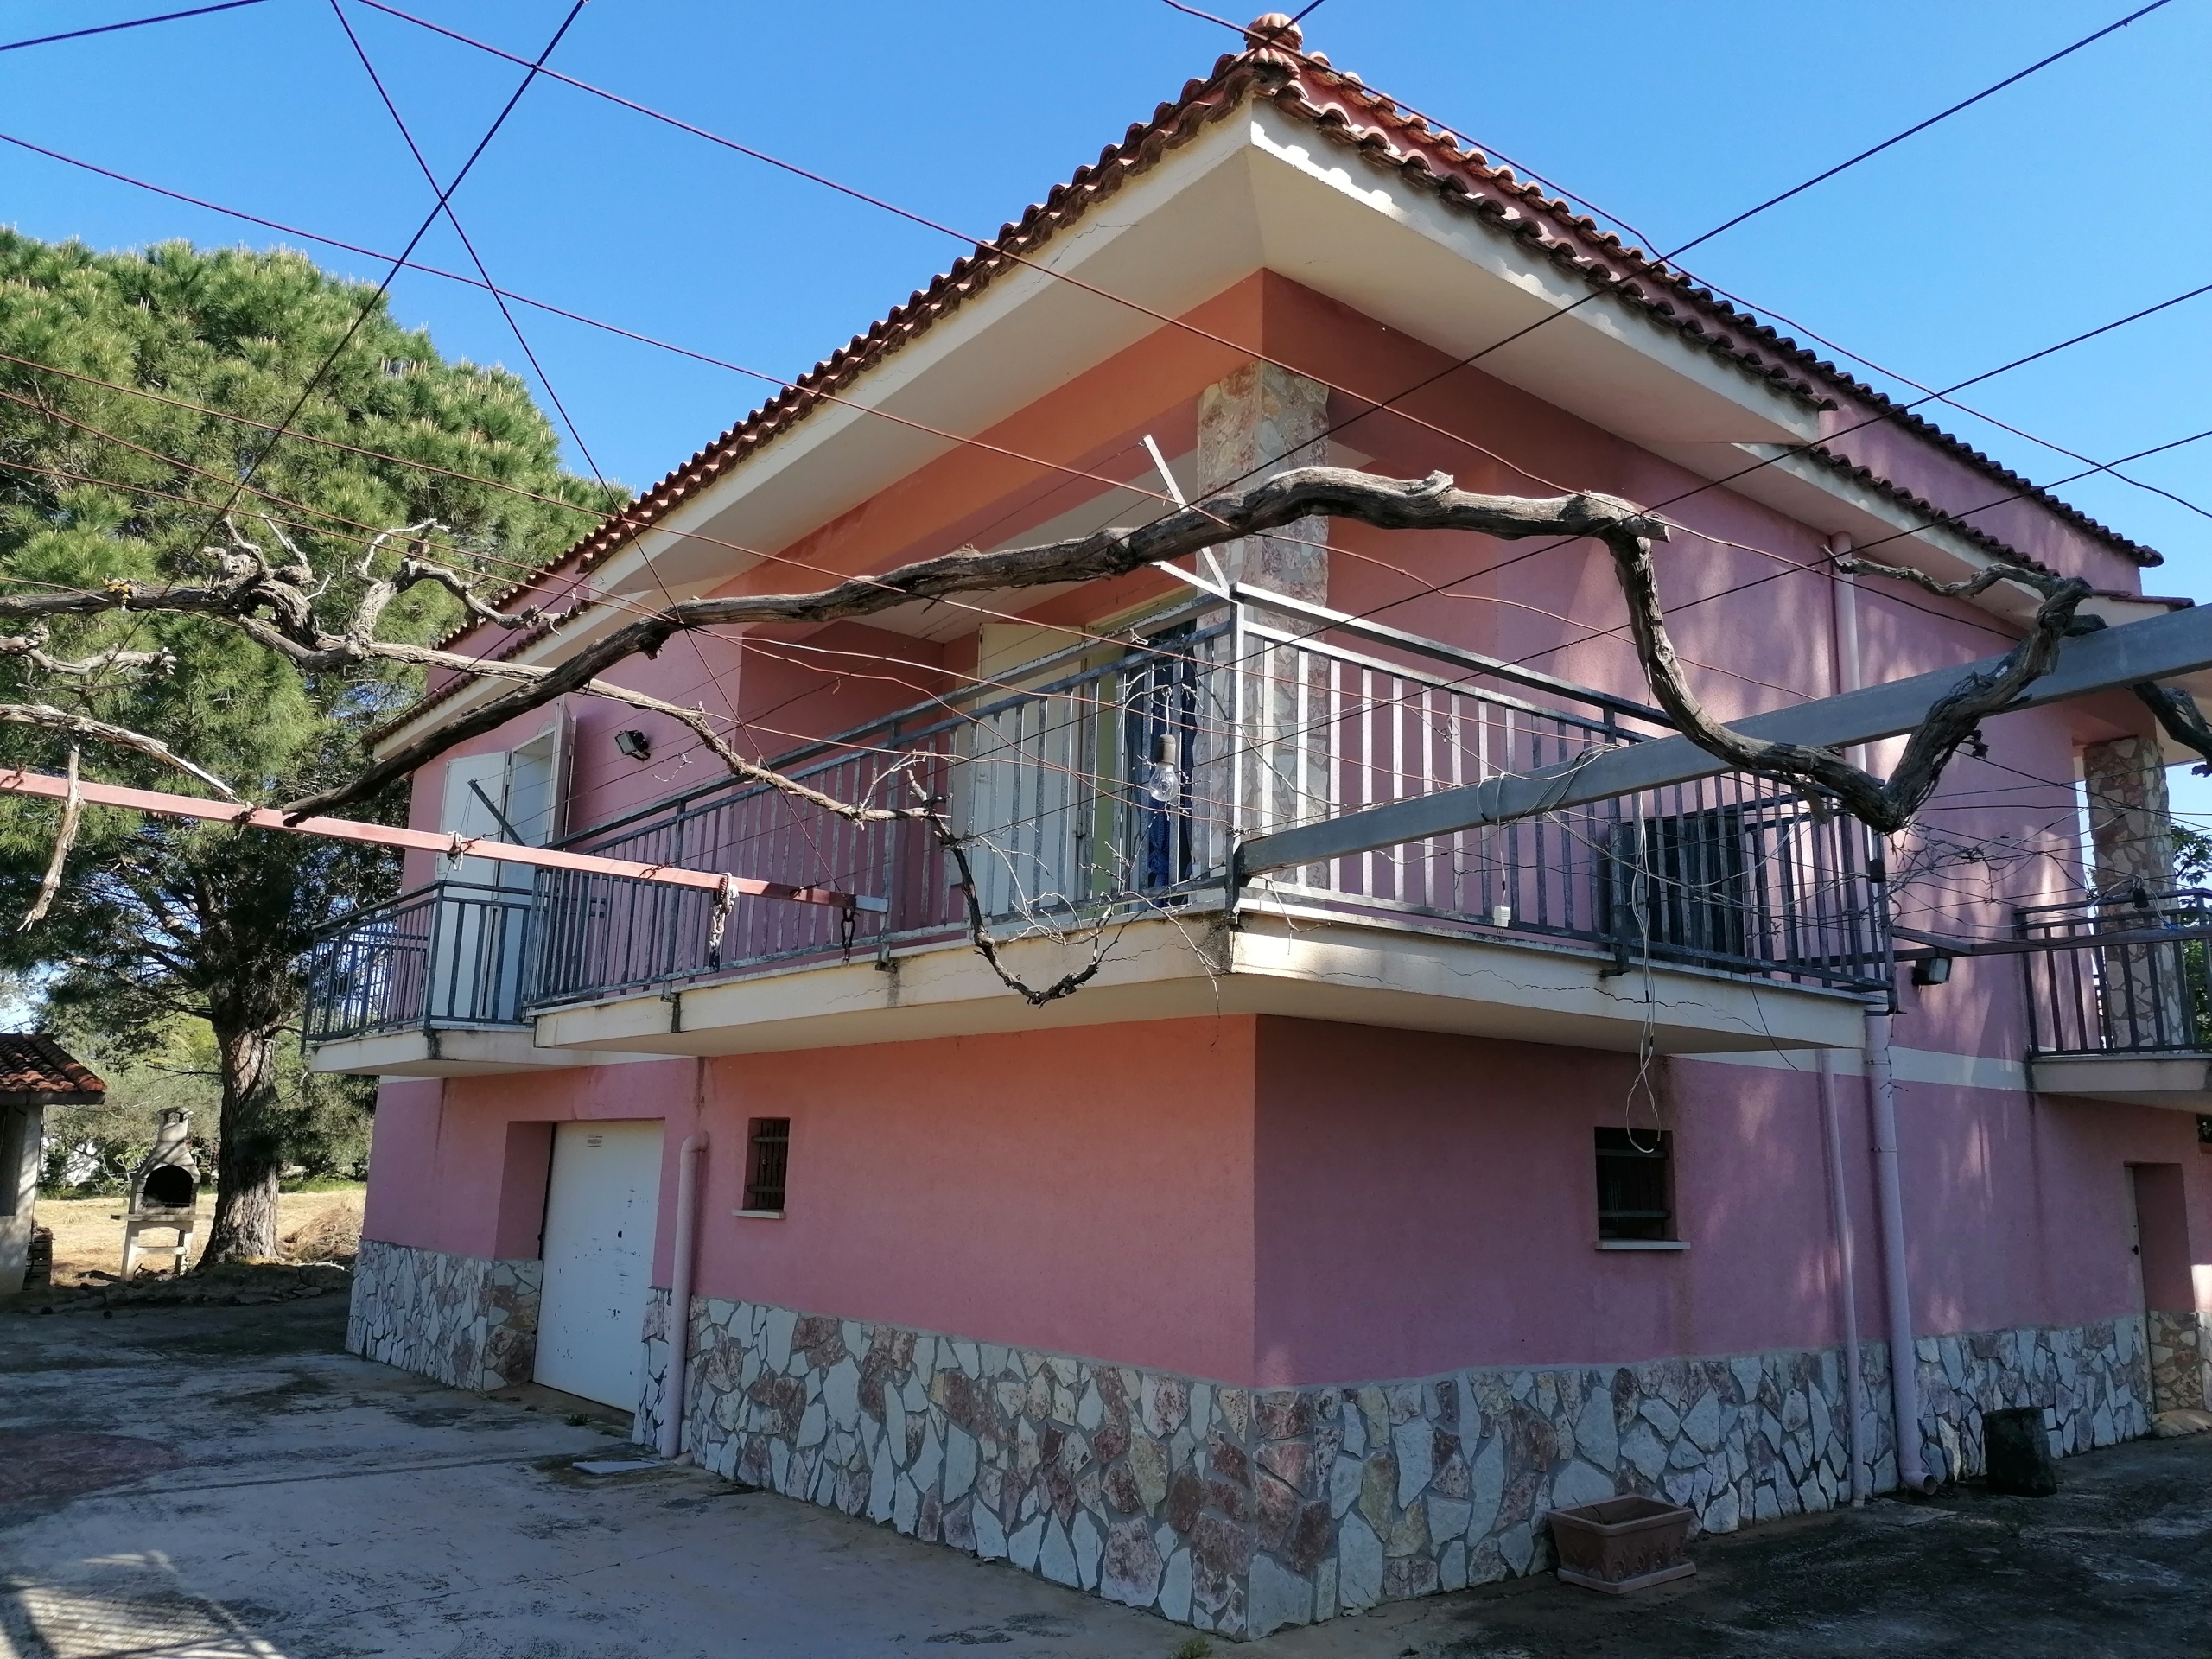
[0,0,266,55]
[345,0,2196,673]
[1166,0,2212,529]
[1319,270,2212,660]
[1161,0,2185,476]
[10,243,2203,823]
[0,130,1203,518]
[60,0,586,715]
[9,3,2197,827]
[343,0,1578,499]
[1669,0,2179,262]
[6,13,2187,583]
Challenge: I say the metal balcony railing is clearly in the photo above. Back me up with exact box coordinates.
[304,594,1893,1043]
[303,880,535,1041]
[2018,887,2212,1058]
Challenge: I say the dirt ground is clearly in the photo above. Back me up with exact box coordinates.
[31,1184,363,1282]
[4,1295,2210,1658]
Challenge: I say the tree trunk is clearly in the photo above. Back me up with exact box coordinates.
[200,1020,285,1265]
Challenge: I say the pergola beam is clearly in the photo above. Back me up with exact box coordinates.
[1236,602,2212,881]
[0,767,889,912]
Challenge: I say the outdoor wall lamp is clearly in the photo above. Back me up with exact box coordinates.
[1910,954,1954,988]
[614,728,652,761]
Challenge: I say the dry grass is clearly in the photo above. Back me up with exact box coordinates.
[33,1185,365,1284]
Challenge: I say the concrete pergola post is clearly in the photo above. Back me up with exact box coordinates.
[1196,362,1331,604]
[1199,364,1333,868]
[2082,732,2184,1047]
[2083,733,2177,899]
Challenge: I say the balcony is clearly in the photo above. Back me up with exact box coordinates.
[302,880,657,1076]
[307,594,1889,1076]
[2021,889,2212,1108]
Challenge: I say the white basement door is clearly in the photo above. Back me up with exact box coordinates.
[534,1121,664,1410]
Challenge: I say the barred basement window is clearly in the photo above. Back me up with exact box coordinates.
[743,1117,791,1215]
[1595,1127,1673,1242]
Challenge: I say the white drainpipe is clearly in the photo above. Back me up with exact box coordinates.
[658,1130,709,1461]
[1832,531,1934,1493]
[1828,533,1867,770]
[1818,1051,1870,1503]
[1864,1008,1936,1492]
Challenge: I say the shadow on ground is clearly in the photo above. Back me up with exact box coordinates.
[3,1297,2209,1658]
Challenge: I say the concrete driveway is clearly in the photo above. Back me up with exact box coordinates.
[4,1294,2210,1658]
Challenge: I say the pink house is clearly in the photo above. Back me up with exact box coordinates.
[315,17,2212,1638]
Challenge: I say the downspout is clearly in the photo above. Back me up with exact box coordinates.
[1824,535,1872,1503]
[658,1128,709,1461]
[1832,531,1933,1494]
[1864,1009,1936,1493]
[1819,1050,1870,1504]
[1828,534,1866,772]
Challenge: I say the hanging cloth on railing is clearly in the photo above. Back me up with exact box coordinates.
[1126,637,1199,893]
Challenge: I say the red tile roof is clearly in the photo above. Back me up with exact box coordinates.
[0,1033,105,1105]
[410,14,2157,719]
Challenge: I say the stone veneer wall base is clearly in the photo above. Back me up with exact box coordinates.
[634,1290,2151,1641]
[2146,1308,2212,1415]
[340,1245,2152,1638]
[348,1237,541,1393]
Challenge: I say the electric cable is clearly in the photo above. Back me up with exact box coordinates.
[1160,0,2193,529]
[10,7,2200,896]
[59,0,588,720]
[0,0,266,55]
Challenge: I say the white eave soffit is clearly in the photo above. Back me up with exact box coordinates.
[376,103,1835,758]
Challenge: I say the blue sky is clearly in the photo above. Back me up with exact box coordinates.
[3,0,2210,807]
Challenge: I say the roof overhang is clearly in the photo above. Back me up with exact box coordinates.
[378,99,1924,757]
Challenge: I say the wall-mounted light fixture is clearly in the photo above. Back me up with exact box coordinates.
[1910,954,1953,988]
[614,728,652,761]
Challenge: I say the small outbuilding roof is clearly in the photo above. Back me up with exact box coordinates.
[0,1033,106,1107]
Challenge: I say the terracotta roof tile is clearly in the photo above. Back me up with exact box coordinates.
[404,17,2157,728]
[0,1033,105,1105]
[1797,444,2062,576]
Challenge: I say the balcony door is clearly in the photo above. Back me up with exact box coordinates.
[960,626,1096,922]
[429,720,567,1023]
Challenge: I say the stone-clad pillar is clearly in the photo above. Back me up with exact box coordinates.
[2083,733,2175,898]
[1196,363,1330,604]
[1196,364,1333,871]
[2083,733,2183,1046]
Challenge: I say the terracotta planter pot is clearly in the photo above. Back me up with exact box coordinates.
[1548,1494,1697,1594]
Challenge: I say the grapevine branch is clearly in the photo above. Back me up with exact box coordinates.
[8,469,2210,992]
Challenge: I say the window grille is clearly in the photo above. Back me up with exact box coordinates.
[1595,1126,1673,1242]
[744,1117,791,1214]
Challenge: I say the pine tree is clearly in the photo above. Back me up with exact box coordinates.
[0,232,618,1262]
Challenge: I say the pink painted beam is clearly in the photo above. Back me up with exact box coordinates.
[0,766,888,912]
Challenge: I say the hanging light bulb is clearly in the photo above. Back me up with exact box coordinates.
[1145,734,1180,806]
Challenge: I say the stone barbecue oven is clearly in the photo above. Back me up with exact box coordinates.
[124,1108,200,1276]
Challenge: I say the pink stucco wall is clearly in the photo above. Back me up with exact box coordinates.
[1242,1015,2211,1386]
[361,1009,2212,1389]
[366,1020,1261,1382]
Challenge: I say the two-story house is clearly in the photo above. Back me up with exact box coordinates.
[317,16,2212,1639]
